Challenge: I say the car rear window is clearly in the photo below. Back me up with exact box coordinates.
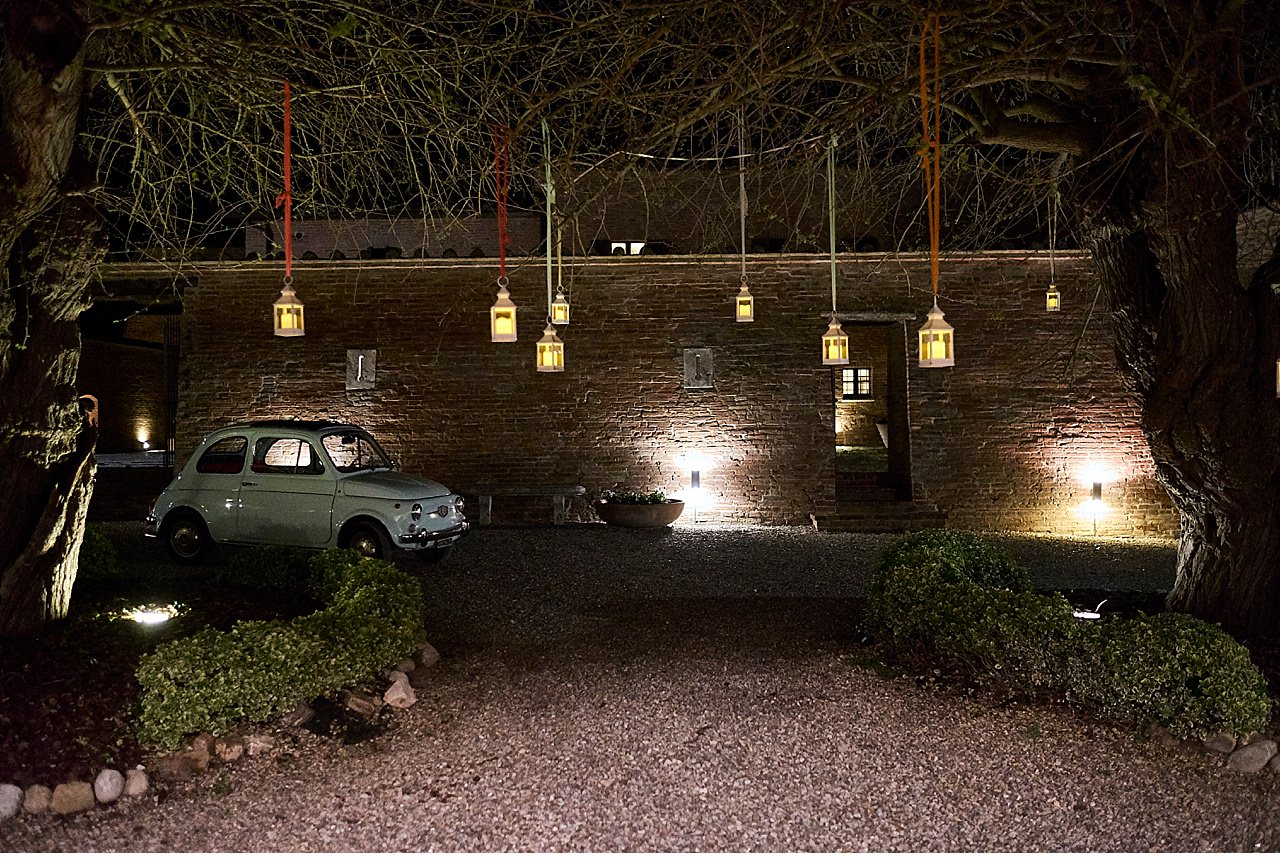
[196,436,248,474]
[251,437,325,475]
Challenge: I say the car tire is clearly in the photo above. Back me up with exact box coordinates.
[163,513,210,564]
[416,546,453,565]
[345,522,393,560]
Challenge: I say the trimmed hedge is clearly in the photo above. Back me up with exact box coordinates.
[868,530,1272,739]
[136,549,423,748]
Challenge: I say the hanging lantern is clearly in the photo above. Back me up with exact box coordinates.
[490,279,517,342]
[821,317,849,365]
[1046,283,1061,312]
[735,280,755,323]
[273,280,304,337]
[551,290,570,325]
[918,299,954,367]
[536,323,564,372]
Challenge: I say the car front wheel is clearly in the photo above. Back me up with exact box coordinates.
[163,513,209,563]
[345,522,392,560]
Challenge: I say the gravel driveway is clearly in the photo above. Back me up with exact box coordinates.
[6,525,1280,851]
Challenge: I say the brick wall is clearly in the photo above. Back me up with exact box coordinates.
[169,252,1178,537]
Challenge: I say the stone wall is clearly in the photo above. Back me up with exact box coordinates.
[166,252,1178,537]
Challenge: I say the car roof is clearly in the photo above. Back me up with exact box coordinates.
[210,420,363,435]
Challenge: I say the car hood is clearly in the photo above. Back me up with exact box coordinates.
[339,470,453,501]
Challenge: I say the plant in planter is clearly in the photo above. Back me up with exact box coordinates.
[594,489,685,528]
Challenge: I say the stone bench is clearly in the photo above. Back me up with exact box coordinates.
[460,485,586,525]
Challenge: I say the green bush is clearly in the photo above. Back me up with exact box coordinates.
[136,549,423,748]
[870,557,1077,690]
[872,529,1029,594]
[77,523,120,581]
[219,544,313,594]
[1068,612,1272,738]
[868,530,1272,739]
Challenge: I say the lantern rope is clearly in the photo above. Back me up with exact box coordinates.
[274,80,293,284]
[827,134,838,317]
[1049,185,1059,283]
[494,125,510,281]
[543,117,554,320]
[919,13,941,300]
[738,107,748,285]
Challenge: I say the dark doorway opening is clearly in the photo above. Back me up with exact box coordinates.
[832,319,912,502]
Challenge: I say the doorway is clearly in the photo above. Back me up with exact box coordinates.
[832,319,912,501]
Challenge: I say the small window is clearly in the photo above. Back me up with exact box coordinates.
[196,436,248,474]
[251,437,324,475]
[842,367,873,400]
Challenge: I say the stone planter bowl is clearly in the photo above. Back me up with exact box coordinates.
[593,499,685,528]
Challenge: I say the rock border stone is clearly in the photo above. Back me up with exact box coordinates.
[0,643,441,824]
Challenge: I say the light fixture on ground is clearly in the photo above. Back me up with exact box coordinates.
[490,279,517,342]
[917,299,954,367]
[273,279,305,337]
[536,323,564,372]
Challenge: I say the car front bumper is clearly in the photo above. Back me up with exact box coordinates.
[398,520,469,549]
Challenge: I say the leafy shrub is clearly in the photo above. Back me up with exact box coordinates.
[77,523,120,581]
[1068,612,1272,738]
[868,530,1272,739]
[870,557,1077,690]
[136,549,423,748]
[872,529,1029,594]
[219,545,313,594]
[601,489,669,504]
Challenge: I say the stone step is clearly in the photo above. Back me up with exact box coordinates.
[818,500,947,533]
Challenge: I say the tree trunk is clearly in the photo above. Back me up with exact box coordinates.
[1077,0,1280,637]
[0,1,100,636]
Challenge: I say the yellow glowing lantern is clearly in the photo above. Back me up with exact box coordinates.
[273,281,305,337]
[490,280,517,343]
[918,300,954,368]
[1046,283,1061,312]
[551,290,570,325]
[735,281,755,323]
[536,324,564,372]
[821,318,849,365]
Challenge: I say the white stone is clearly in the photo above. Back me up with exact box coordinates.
[1228,739,1278,773]
[23,785,52,814]
[94,769,125,804]
[384,674,417,709]
[0,784,22,821]
[125,768,149,797]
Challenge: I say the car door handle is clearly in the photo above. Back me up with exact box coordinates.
[242,481,258,487]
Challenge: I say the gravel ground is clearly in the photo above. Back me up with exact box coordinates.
[6,525,1280,851]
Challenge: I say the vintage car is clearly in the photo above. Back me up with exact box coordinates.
[145,420,468,563]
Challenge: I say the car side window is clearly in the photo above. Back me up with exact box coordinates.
[251,437,325,476]
[196,436,248,474]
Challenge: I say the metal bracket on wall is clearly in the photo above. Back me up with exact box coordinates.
[346,349,378,390]
[683,348,713,389]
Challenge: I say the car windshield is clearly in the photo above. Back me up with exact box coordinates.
[322,429,394,473]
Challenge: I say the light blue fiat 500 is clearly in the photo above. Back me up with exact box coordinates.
[145,420,468,563]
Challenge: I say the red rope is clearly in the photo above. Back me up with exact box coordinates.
[275,81,294,280]
[494,125,510,278]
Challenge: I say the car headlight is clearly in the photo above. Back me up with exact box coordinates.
[410,503,422,521]
[454,495,465,513]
